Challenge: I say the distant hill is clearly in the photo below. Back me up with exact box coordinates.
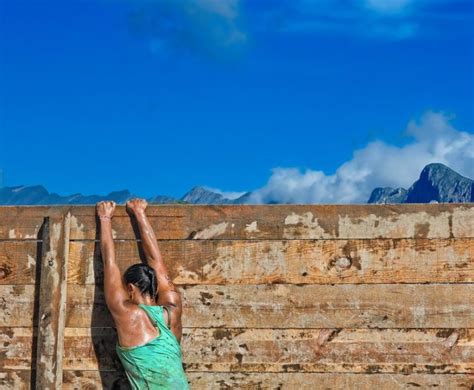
[1,163,472,205]
[368,163,473,204]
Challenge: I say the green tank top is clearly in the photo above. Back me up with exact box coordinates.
[116,304,190,389]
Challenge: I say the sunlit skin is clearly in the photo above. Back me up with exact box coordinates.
[96,199,183,348]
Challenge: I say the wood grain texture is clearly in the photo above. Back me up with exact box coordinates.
[0,328,36,369]
[3,327,473,373]
[0,206,69,240]
[0,204,471,239]
[0,285,35,327]
[0,241,38,284]
[60,371,474,390]
[0,371,469,390]
[184,372,474,390]
[0,370,33,390]
[65,204,474,240]
[2,282,467,328]
[59,327,474,373]
[66,283,474,328]
[68,238,473,285]
[0,204,473,388]
[35,212,71,389]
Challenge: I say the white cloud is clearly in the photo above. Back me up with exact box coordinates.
[130,0,246,58]
[246,111,474,204]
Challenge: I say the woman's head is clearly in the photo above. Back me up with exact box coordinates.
[123,263,157,302]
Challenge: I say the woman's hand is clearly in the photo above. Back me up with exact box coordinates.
[96,200,116,219]
[126,198,148,216]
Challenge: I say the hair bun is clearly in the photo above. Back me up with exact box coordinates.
[145,266,156,280]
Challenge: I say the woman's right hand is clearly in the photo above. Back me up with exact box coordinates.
[126,198,148,215]
[96,200,116,219]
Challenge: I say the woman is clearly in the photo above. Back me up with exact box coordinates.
[96,198,190,389]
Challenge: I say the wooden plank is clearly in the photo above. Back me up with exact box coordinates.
[4,327,473,373]
[0,328,36,370]
[0,241,39,285]
[63,370,130,390]
[14,370,474,390]
[60,371,474,390]
[185,372,474,390]
[1,204,472,240]
[59,328,474,373]
[68,238,473,285]
[0,370,32,390]
[66,204,474,240]
[35,211,71,389]
[65,284,474,328]
[3,283,472,328]
[0,206,70,240]
[0,285,35,327]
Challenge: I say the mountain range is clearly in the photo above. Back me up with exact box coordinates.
[0,163,472,205]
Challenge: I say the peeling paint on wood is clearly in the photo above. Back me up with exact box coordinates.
[0,285,35,326]
[67,238,473,285]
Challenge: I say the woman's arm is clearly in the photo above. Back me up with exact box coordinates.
[126,199,182,309]
[97,201,129,316]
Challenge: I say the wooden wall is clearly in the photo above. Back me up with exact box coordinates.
[0,204,473,389]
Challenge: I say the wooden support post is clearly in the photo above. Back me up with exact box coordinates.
[35,210,71,389]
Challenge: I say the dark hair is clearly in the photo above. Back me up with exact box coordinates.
[123,264,157,298]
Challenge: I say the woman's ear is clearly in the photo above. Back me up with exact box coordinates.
[127,283,134,297]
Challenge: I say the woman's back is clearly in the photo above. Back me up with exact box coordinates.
[116,304,190,390]
[98,199,188,389]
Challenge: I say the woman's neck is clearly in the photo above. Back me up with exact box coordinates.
[135,295,155,305]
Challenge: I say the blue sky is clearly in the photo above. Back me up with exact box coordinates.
[0,0,473,202]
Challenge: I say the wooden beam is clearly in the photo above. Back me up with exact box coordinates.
[67,238,473,285]
[67,204,474,240]
[0,206,70,240]
[0,371,463,389]
[1,282,473,329]
[1,204,472,239]
[65,283,474,329]
[58,327,472,373]
[3,327,473,373]
[35,211,71,389]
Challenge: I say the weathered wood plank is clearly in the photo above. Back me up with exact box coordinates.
[65,284,474,328]
[185,372,474,390]
[3,283,472,328]
[59,328,474,372]
[66,204,474,240]
[4,327,473,373]
[0,285,35,327]
[35,211,71,389]
[0,328,36,369]
[1,204,472,240]
[0,241,38,284]
[0,206,70,240]
[0,370,457,389]
[60,371,474,390]
[0,370,33,390]
[68,238,473,285]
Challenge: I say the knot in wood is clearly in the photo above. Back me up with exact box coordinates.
[335,257,352,270]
